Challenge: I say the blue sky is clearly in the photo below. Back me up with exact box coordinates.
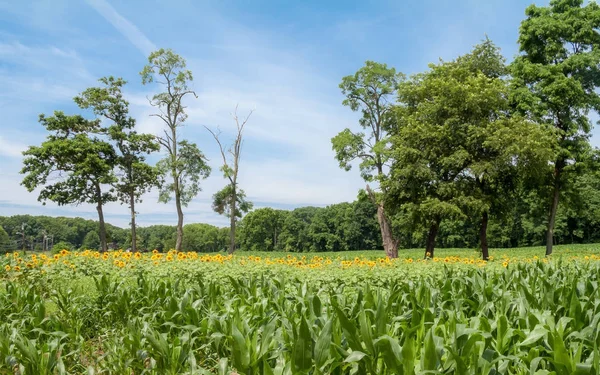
[0,0,597,228]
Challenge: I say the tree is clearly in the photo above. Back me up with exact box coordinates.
[182,223,222,252]
[141,49,211,251]
[386,40,553,259]
[81,231,100,251]
[137,225,176,252]
[345,190,382,251]
[511,0,600,255]
[21,112,117,252]
[279,207,320,252]
[332,61,404,258]
[205,107,254,254]
[239,208,288,251]
[74,77,160,253]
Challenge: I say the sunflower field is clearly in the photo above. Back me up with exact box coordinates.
[1,246,600,374]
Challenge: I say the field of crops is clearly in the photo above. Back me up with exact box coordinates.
[1,245,600,374]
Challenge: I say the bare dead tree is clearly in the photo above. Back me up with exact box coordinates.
[205,106,254,254]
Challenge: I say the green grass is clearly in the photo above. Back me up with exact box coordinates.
[233,243,600,259]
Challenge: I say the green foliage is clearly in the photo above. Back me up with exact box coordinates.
[212,185,253,219]
[81,231,100,251]
[511,0,600,253]
[332,61,403,181]
[0,226,8,245]
[272,198,382,253]
[137,225,177,251]
[182,223,228,252]
[20,112,117,207]
[51,241,72,254]
[20,111,118,252]
[239,208,288,251]
[384,39,555,256]
[156,140,211,207]
[141,48,193,91]
[75,76,161,209]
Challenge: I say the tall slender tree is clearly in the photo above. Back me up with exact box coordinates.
[21,112,117,252]
[511,0,600,255]
[332,61,404,258]
[141,49,211,251]
[74,77,161,252]
[205,107,254,254]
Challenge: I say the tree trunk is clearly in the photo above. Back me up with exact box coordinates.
[424,219,440,259]
[96,202,108,253]
[546,179,560,256]
[376,205,398,259]
[546,163,562,256]
[366,185,398,259]
[480,211,489,260]
[130,192,137,253]
[228,188,236,254]
[175,190,184,252]
[170,128,184,252]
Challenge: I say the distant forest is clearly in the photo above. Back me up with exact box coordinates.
[2,180,600,253]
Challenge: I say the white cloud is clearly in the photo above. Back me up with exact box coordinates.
[0,137,26,158]
[84,0,157,56]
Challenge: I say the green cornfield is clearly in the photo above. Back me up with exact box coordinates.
[1,246,600,374]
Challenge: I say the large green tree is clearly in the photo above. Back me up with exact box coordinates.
[81,230,100,251]
[511,0,600,255]
[387,40,553,259]
[205,107,254,254]
[182,223,224,252]
[332,61,404,258]
[141,49,211,251]
[239,208,287,252]
[74,77,160,252]
[21,112,117,252]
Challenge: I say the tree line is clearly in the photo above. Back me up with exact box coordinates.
[4,174,600,254]
[332,0,600,259]
[20,50,252,255]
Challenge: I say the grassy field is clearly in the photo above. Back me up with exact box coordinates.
[1,244,600,374]
[240,243,600,259]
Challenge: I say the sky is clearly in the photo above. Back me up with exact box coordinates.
[0,0,598,228]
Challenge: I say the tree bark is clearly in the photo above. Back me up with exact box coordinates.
[480,211,489,260]
[546,165,562,256]
[96,202,108,253]
[366,185,398,258]
[228,188,236,254]
[172,130,184,252]
[175,190,183,251]
[94,183,108,252]
[377,205,398,259]
[130,192,137,253]
[424,219,440,259]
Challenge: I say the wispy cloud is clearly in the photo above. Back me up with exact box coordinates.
[0,137,26,158]
[84,0,156,56]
